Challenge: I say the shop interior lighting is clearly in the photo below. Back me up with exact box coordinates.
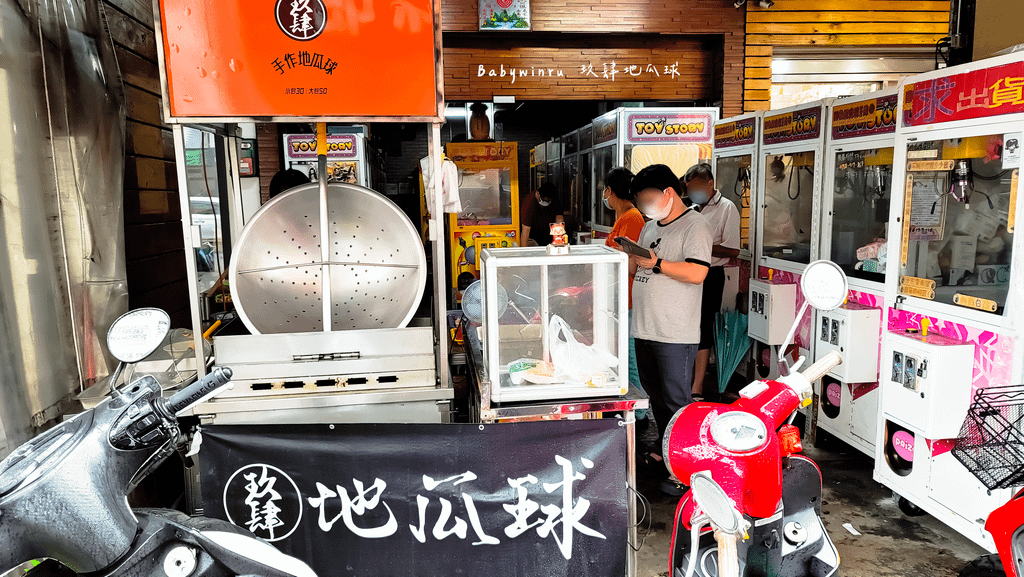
[759,0,774,8]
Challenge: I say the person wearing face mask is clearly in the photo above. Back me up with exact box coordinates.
[602,167,646,414]
[628,164,713,493]
[683,163,741,401]
[520,182,564,246]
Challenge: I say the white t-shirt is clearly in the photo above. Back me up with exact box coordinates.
[631,209,713,344]
[699,190,741,267]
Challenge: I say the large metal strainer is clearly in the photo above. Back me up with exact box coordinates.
[229,182,427,334]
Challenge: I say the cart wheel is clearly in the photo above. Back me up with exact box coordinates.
[896,495,927,517]
[959,554,1007,577]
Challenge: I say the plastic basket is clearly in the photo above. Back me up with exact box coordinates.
[953,385,1024,491]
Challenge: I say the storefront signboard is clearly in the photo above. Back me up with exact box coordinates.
[200,420,628,577]
[156,0,442,120]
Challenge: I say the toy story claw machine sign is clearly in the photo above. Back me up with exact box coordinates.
[445,142,521,299]
[284,134,358,183]
[156,0,442,120]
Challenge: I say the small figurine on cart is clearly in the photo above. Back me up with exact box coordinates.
[548,222,570,255]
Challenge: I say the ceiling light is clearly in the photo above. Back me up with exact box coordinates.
[759,0,774,7]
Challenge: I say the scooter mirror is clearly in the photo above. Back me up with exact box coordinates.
[690,470,744,534]
[800,260,848,312]
[107,308,172,364]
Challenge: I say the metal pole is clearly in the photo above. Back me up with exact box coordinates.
[428,123,449,391]
[172,125,207,377]
[626,412,637,577]
[316,123,332,331]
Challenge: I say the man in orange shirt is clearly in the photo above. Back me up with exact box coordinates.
[603,167,646,409]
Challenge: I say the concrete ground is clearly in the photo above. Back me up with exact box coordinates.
[634,432,989,577]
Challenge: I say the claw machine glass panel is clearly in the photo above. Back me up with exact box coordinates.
[530,142,547,193]
[479,245,628,403]
[896,135,1015,315]
[578,124,594,236]
[823,91,899,288]
[562,130,580,239]
[757,102,828,273]
[446,142,520,300]
[713,113,760,257]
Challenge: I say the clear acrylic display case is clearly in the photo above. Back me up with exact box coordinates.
[478,245,629,403]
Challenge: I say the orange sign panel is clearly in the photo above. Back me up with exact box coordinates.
[157,0,441,120]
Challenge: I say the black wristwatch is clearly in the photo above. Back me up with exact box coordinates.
[652,258,663,274]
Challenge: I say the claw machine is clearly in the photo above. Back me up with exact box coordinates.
[446,142,520,299]
[587,107,718,237]
[749,100,829,380]
[282,131,384,190]
[812,90,898,456]
[712,112,761,325]
[875,52,1024,551]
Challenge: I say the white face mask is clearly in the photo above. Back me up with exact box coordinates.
[538,198,551,207]
[640,192,672,221]
[603,195,613,210]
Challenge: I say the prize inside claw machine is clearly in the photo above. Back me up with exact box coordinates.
[750,101,828,380]
[874,53,1024,551]
[446,142,520,300]
[811,90,898,457]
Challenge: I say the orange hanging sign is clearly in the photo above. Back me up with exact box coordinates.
[156,0,442,121]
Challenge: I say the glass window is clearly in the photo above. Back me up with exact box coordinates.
[593,146,616,227]
[456,167,512,222]
[715,154,752,252]
[830,147,894,283]
[762,151,816,264]
[899,135,1016,315]
[183,127,226,292]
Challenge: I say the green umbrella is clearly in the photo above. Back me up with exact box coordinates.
[715,310,752,393]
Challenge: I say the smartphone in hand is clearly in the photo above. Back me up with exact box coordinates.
[614,236,652,259]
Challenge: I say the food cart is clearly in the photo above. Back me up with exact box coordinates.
[874,52,1024,551]
[150,0,640,574]
[810,90,898,455]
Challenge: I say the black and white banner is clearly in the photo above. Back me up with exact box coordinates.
[199,420,628,577]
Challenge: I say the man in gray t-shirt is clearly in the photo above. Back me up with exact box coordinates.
[627,165,713,469]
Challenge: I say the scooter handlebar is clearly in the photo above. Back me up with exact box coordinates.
[801,351,843,384]
[165,366,233,416]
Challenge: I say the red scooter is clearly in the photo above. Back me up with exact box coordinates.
[662,260,848,577]
[961,491,1024,577]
